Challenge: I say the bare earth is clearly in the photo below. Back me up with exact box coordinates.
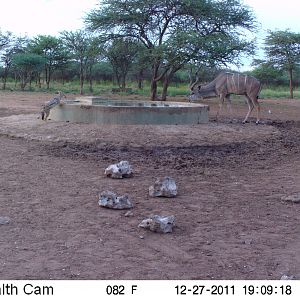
[0,91,299,280]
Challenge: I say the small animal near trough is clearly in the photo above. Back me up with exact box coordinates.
[49,97,209,125]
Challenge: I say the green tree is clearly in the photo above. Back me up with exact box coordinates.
[1,35,29,90]
[264,30,300,98]
[131,45,152,89]
[0,31,14,89]
[0,30,12,50]
[251,59,285,86]
[86,37,103,92]
[160,30,254,100]
[105,38,139,89]
[61,30,101,94]
[86,0,256,100]
[11,53,45,90]
[61,30,90,94]
[92,61,114,82]
[29,35,67,89]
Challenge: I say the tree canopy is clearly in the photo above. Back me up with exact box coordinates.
[60,30,102,94]
[264,30,300,98]
[0,30,12,50]
[29,35,66,89]
[106,38,140,89]
[12,53,45,90]
[85,0,257,100]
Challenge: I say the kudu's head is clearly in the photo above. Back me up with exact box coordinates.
[188,79,202,102]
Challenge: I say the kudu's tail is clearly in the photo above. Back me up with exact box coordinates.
[257,83,263,99]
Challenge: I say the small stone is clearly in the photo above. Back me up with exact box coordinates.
[280,274,295,280]
[105,161,133,179]
[0,216,10,225]
[124,211,134,217]
[243,239,253,245]
[98,191,133,209]
[281,193,300,203]
[149,177,177,197]
[139,215,175,233]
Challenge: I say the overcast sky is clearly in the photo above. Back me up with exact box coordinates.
[244,0,300,33]
[0,0,299,69]
[0,0,99,36]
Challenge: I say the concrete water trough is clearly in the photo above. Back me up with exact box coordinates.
[50,97,209,125]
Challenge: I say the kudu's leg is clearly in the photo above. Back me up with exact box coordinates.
[242,96,254,124]
[216,94,225,122]
[225,95,233,121]
[252,96,261,124]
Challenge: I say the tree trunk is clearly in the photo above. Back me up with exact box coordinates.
[61,70,65,85]
[38,74,42,89]
[114,70,121,88]
[46,76,50,90]
[150,80,158,101]
[137,70,143,89]
[86,65,93,93]
[44,66,48,87]
[89,72,93,93]
[161,68,178,101]
[289,68,293,99]
[2,78,6,90]
[29,72,33,89]
[14,72,18,88]
[45,65,52,89]
[121,75,126,89]
[80,60,84,95]
[89,79,93,93]
[2,71,8,90]
[150,64,160,101]
[161,76,170,101]
[20,75,26,91]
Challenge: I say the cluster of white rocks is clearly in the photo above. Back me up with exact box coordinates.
[100,161,177,233]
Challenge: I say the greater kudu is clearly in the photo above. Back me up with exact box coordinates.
[189,72,262,124]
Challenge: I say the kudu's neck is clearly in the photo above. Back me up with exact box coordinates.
[198,78,217,97]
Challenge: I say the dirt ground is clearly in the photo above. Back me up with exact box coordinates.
[0,91,299,280]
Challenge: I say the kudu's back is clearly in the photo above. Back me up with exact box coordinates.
[216,73,261,99]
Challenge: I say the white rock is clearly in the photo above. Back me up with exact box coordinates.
[124,211,134,217]
[0,216,10,225]
[139,215,175,233]
[98,191,133,209]
[105,161,133,179]
[281,193,300,203]
[280,274,295,280]
[149,177,177,197]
